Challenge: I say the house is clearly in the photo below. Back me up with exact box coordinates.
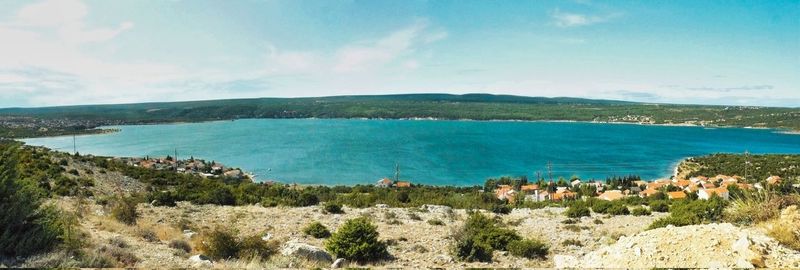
[639,188,659,198]
[698,188,729,200]
[767,176,782,185]
[525,190,550,202]
[520,184,539,192]
[674,179,692,188]
[702,182,716,189]
[598,190,624,201]
[495,185,516,201]
[667,191,687,200]
[376,178,393,188]
[690,176,708,183]
[552,189,577,201]
[223,169,244,179]
[571,179,582,187]
[395,181,411,188]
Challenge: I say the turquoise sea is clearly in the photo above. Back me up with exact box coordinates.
[22,119,800,186]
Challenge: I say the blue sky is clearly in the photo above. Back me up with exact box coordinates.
[0,0,798,107]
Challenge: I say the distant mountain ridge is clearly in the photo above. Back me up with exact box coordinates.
[1,94,798,137]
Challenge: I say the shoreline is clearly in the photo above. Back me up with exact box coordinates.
[14,116,800,139]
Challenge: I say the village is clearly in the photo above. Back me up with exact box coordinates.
[489,175,788,203]
[116,156,249,180]
[372,174,790,203]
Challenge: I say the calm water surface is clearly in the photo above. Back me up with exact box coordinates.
[23,119,800,186]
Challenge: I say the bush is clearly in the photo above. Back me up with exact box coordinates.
[452,213,522,262]
[68,169,80,175]
[147,191,177,207]
[408,213,422,220]
[606,204,630,215]
[649,200,669,212]
[303,222,331,238]
[289,192,319,207]
[137,228,158,242]
[427,219,445,226]
[323,202,343,214]
[591,200,613,214]
[561,239,583,246]
[325,217,388,263]
[648,197,727,229]
[631,207,651,216]
[198,227,276,261]
[565,204,591,218]
[491,204,511,215]
[593,219,604,224]
[238,235,277,260]
[201,228,240,260]
[453,237,493,262]
[169,239,192,253]
[507,239,549,259]
[111,197,139,225]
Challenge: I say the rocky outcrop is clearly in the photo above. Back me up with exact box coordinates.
[280,240,333,263]
[554,223,800,269]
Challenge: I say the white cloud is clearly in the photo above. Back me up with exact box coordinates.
[265,19,447,75]
[550,9,619,28]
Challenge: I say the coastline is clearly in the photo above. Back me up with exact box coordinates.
[13,116,800,139]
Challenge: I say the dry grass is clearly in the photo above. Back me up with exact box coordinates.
[724,192,800,225]
[763,205,800,251]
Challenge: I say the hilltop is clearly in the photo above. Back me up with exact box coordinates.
[1,94,799,138]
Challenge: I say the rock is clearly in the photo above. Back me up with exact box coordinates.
[183,229,196,239]
[433,254,453,265]
[750,256,766,268]
[554,254,579,268]
[376,204,389,208]
[735,258,754,269]
[634,247,641,257]
[331,258,346,268]
[188,254,212,267]
[281,240,333,263]
[732,235,752,255]
[419,205,452,215]
[261,233,272,241]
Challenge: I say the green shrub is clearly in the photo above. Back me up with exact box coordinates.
[648,197,727,229]
[507,239,549,259]
[200,228,240,260]
[238,235,277,260]
[325,217,388,263]
[591,200,613,214]
[565,204,591,218]
[303,222,331,238]
[491,204,511,215]
[631,207,651,216]
[137,228,158,242]
[452,213,522,262]
[593,219,604,224]
[454,237,493,262]
[427,219,445,226]
[606,204,630,215]
[408,213,422,220]
[68,169,79,175]
[147,191,177,207]
[323,202,344,214]
[111,197,139,225]
[649,200,669,212]
[289,192,319,207]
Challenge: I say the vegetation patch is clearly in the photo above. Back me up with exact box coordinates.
[325,217,389,263]
[303,222,331,238]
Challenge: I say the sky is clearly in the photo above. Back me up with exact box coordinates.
[0,0,798,108]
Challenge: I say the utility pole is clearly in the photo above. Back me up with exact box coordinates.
[547,161,553,182]
[72,135,76,155]
[536,171,542,181]
[744,150,751,182]
[394,163,400,182]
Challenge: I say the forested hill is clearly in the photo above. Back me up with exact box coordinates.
[1,94,799,138]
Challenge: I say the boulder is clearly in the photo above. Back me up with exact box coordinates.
[419,205,452,215]
[281,240,333,263]
[331,258,346,268]
[188,254,212,267]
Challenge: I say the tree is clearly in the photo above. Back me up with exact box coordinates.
[325,217,388,263]
[0,142,71,256]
